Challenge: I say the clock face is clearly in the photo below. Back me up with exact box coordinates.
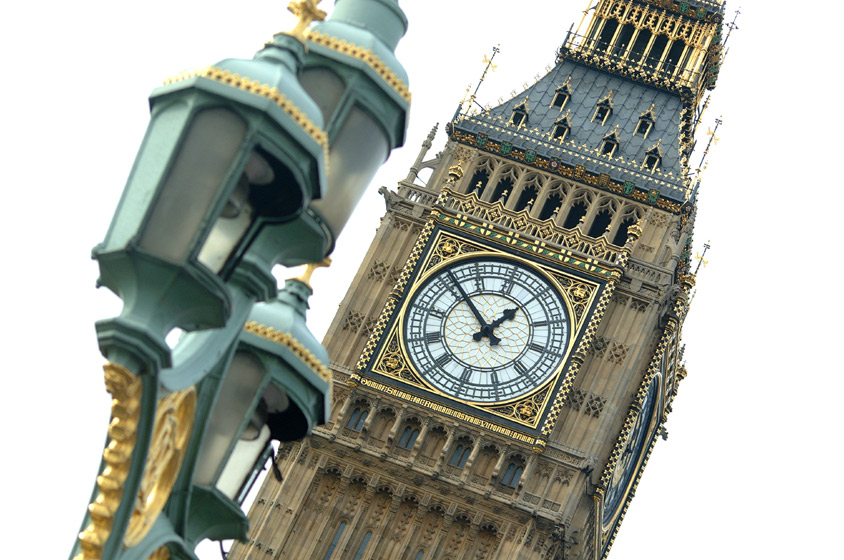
[602,373,661,527]
[403,256,570,404]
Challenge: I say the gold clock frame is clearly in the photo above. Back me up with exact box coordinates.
[362,228,602,435]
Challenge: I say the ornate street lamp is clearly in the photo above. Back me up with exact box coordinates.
[300,0,411,244]
[184,266,331,545]
[93,31,328,376]
[72,1,411,560]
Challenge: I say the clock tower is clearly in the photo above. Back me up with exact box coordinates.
[230,1,726,558]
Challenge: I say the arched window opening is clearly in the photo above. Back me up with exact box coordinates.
[449,437,473,468]
[501,463,524,487]
[539,193,562,221]
[353,531,373,560]
[552,123,569,141]
[645,35,669,69]
[562,200,588,229]
[415,550,425,560]
[398,424,421,450]
[501,454,526,487]
[597,19,619,50]
[323,521,346,560]
[490,176,513,203]
[346,407,369,431]
[514,186,537,212]
[553,114,571,142]
[663,40,686,74]
[551,83,571,110]
[612,23,636,58]
[468,168,489,195]
[588,209,613,238]
[510,102,528,128]
[612,217,636,246]
[643,142,663,172]
[629,30,652,63]
[600,129,620,157]
[636,106,655,138]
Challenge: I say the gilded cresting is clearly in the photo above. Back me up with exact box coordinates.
[243,321,333,385]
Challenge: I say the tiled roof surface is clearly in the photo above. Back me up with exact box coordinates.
[453,58,691,202]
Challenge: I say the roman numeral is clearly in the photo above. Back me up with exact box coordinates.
[514,361,540,384]
[530,342,546,353]
[435,354,451,368]
[426,332,441,343]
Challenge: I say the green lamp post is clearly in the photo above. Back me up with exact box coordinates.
[72,1,410,559]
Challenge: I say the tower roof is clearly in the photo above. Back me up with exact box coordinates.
[450,58,690,203]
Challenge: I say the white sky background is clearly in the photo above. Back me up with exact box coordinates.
[2,1,842,558]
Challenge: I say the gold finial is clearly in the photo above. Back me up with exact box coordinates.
[295,257,332,288]
[287,0,326,41]
[693,241,711,275]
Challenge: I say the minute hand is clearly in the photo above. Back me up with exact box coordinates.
[446,271,497,342]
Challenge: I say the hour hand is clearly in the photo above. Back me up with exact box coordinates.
[489,308,517,329]
[473,308,517,346]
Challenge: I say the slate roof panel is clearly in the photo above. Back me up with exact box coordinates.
[453,57,690,201]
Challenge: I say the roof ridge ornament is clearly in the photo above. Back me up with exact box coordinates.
[287,0,327,42]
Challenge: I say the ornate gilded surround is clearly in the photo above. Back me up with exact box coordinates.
[356,223,611,445]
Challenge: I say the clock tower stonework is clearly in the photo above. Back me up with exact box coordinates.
[230,1,725,558]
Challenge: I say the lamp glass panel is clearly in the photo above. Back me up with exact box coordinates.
[299,67,345,125]
[139,108,247,263]
[193,351,265,487]
[216,424,271,500]
[197,175,254,273]
[310,105,388,239]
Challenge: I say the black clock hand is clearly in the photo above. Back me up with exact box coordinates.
[446,270,495,341]
[473,308,517,345]
[489,308,517,329]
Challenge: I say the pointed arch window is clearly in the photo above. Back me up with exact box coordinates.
[551,82,571,110]
[501,454,526,488]
[353,531,373,560]
[552,114,571,142]
[643,142,663,172]
[510,102,528,128]
[600,130,620,157]
[592,92,614,125]
[398,422,421,450]
[612,216,637,246]
[346,406,369,431]
[635,105,655,138]
[323,521,347,560]
[449,436,473,468]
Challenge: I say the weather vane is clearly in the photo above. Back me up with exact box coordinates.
[458,45,501,116]
[694,240,711,275]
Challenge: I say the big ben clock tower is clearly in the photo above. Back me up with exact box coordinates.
[230,1,726,558]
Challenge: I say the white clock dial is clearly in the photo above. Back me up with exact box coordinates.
[403,256,570,403]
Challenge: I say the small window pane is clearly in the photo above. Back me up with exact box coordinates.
[353,531,373,560]
[323,522,347,560]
